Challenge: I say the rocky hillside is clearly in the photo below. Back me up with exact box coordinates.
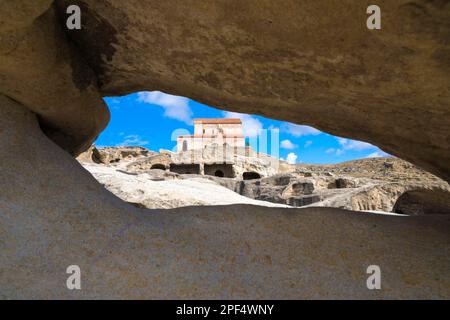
[78,146,450,214]
[83,163,290,209]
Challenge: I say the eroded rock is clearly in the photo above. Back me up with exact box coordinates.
[52,0,450,181]
[1,96,449,298]
[393,189,450,215]
[1,1,450,299]
[0,3,109,155]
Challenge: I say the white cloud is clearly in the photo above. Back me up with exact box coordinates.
[366,150,391,158]
[304,140,313,148]
[137,91,193,124]
[366,151,382,158]
[323,137,377,157]
[281,139,298,150]
[223,111,263,137]
[281,123,321,137]
[325,137,391,159]
[117,134,149,146]
[337,137,374,151]
[325,147,344,156]
[286,152,298,164]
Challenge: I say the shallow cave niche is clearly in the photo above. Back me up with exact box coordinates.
[287,195,321,207]
[150,163,166,170]
[243,171,261,180]
[169,163,200,175]
[290,181,314,195]
[328,178,350,189]
[204,163,235,178]
[393,189,450,215]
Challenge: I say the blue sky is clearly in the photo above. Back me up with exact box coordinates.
[97,91,389,164]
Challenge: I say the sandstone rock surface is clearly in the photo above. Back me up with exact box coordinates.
[52,0,450,181]
[0,2,109,155]
[1,97,449,299]
[1,1,450,300]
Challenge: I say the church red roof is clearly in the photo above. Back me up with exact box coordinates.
[178,134,244,138]
[194,118,242,124]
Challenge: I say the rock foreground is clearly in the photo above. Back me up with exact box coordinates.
[1,98,449,299]
[1,1,450,299]
[79,146,450,215]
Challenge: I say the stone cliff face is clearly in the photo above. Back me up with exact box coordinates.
[1,1,450,298]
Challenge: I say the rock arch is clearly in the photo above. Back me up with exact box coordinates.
[2,1,448,182]
[0,1,450,299]
[393,189,450,215]
[53,1,450,181]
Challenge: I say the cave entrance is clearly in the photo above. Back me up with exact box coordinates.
[243,172,261,180]
[204,163,235,178]
[150,164,166,170]
[393,189,450,215]
[89,91,402,211]
[169,163,200,175]
[328,178,350,189]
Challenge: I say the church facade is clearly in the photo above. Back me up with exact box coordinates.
[170,118,277,179]
[176,118,245,152]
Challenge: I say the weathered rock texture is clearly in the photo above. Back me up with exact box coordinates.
[393,189,450,216]
[1,1,450,299]
[0,1,109,155]
[1,96,449,299]
[51,0,450,182]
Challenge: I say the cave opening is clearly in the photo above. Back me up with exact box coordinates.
[150,164,166,170]
[204,164,235,178]
[393,189,450,216]
[243,172,261,180]
[169,163,200,175]
[75,90,446,212]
